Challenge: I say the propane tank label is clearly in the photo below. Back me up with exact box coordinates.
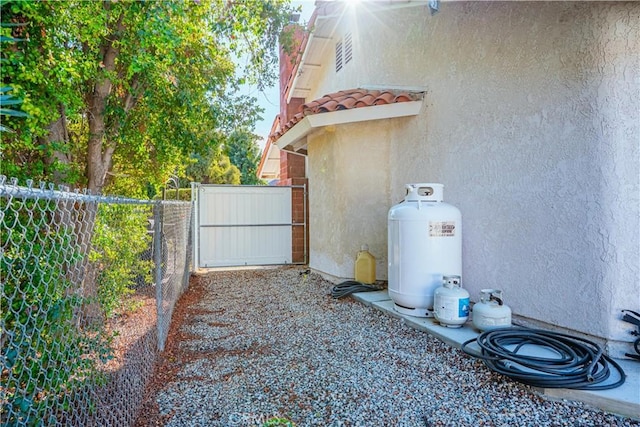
[429,221,456,237]
[459,298,470,318]
[436,296,469,321]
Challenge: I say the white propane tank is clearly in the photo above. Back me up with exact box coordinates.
[472,289,512,331]
[388,183,462,317]
[434,275,470,328]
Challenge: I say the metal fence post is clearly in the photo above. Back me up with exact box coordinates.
[191,182,199,271]
[153,201,165,351]
[302,182,308,265]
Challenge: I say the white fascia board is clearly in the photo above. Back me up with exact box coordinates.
[308,101,422,128]
[261,150,280,179]
[276,100,423,153]
[276,117,314,152]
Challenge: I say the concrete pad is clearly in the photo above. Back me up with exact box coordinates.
[540,358,640,419]
[404,316,479,348]
[351,290,640,421]
[353,290,392,303]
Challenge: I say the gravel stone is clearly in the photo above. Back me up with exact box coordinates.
[135,267,639,427]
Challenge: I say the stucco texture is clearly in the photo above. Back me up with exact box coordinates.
[304,1,639,355]
[307,119,416,281]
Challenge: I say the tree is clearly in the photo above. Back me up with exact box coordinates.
[208,146,241,185]
[1,0,295,196]
[185,142,240,185]
[226,129,263,185]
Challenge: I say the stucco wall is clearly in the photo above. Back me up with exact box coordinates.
[307,118,418,280]
[304,1,639,355]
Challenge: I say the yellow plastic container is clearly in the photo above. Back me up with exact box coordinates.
[355,245,376,284]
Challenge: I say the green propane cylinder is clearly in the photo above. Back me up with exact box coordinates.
[355,245,376,284]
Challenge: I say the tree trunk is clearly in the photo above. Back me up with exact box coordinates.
[86,87,113,195]
[85,11,124,195]
[40,104,71,184]
[78,8,126,321]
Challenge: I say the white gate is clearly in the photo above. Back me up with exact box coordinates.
[193,184,304,268]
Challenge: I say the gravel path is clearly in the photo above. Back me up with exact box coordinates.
[135,266,639,427]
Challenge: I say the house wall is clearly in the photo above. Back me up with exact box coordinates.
[307,118,416,280]
[307,10,358,101]
[304,1,639,356]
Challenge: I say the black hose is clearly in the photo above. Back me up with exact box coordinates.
[461,327,626,390]
[331,280,384,299]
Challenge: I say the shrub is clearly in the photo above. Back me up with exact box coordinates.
[89,204,153,318]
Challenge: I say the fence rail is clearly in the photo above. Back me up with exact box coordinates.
[0,176,192,426]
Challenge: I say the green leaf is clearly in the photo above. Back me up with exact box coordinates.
[0,108,29,117]
[0,95,23,105]
[1,22,27,28]
[0,35,25,42]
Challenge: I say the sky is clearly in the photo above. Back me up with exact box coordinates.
[241,1,317,150]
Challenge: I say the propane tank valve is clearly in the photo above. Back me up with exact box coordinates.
[489,294,503,306]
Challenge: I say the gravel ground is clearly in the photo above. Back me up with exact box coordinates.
[134,266,639,427]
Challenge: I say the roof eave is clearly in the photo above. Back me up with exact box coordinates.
[257,142,281,180]
[276,100,423,154]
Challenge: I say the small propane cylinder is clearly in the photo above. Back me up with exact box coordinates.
[434,275,470,328]
[388,183,462,317]
[472,289,512,331]
[354,245,376,284]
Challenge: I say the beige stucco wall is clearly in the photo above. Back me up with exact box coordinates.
[304,1,639,356]
[307,118,418,281]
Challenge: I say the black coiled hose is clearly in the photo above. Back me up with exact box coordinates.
[331,280,384,299]
[461,327,626,390]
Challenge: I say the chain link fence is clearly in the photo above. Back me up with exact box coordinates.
[0,176,192,426]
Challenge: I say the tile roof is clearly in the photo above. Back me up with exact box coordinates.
[271,89,423,141]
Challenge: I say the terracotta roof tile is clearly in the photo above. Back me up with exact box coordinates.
[336,96,358,110]
[272,88,423,141]
[372,91,395,105]
[317,100,340,113]
[393,93,413,102]
[354,93,379,107]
